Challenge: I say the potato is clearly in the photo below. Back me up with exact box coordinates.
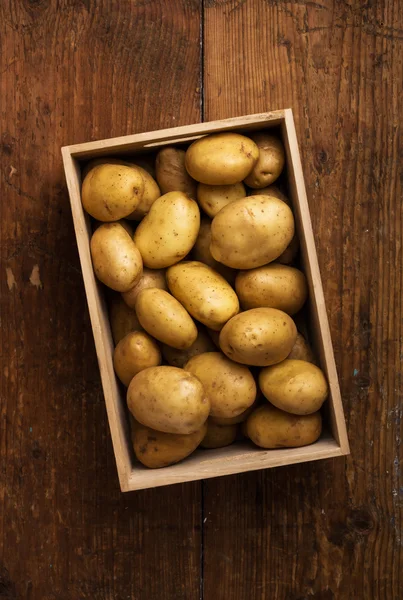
[197,182,246,217]
[122,268,167,309]
[131,420,207,468]
[246,405,322,449]
[134,192,200,268]
[156,147,197,198]
[184,352,256,418]
[92,219,134,236]
[135,288,197,350]
[210,195,294,269]
[200,420,237,449]
[192,218,236,285]
[259,359,328,415]
[161,327,216,368]
[90,223,143,292]
[109,296,143,344]
[252,184,290,205]
[127,366,210,434]
[82,163,144,221]
[277,232,299,264]
[185,133,259,185]
[167,261,239,330]
[287,333,315,363]
[243,134,285,188]
[126,166,161,220]
[219,308,297,366]
[113,331,161,386]
[235,263,308,315]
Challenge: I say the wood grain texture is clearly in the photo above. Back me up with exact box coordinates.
[203,1,402,599]
[0,1,201,599]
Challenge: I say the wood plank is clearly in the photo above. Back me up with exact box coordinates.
[203,0,403,598]
[0,1,202,598]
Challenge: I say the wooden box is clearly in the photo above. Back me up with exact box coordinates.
[62,110,349,492]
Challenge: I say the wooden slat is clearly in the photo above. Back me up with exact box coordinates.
[203,0,403,598]
[0,1,202,598]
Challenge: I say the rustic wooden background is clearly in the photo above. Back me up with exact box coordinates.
[1,1,402,598]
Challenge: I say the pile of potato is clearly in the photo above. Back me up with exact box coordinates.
[81,130,327,469]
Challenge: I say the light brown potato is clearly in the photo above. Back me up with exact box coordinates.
[161,327,216,368]
[184,352,256,418]
[185,133,259,185]
[134,192,200,268]
[127,366,210,434]
[167,261,239,331]
[82,163,144,221]
[259,359,328,415]
[210,397,259,425]
[121,268,167,309]
[210,195,294,269]
[235,263,308,315]
[197,182,246,217]
[156,147,197,198]
[126,166,161,220]
[287,333,315,363]
[243,134,285,188]
[246,405,322,449]
[200,420,237,449]
[135,288,197,350]
[277,232,299,264]
[131,420,207,468]
[109,296,143,345]
[192,218,236,285]
[113,331,161,386]
[252,184,290,205]
[219,308,297,366]
[90,223,143,292]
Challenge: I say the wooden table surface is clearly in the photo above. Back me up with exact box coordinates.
[1,1,402,598]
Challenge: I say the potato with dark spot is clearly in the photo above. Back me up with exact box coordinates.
[219,308,297,366]
[200,420,237,449]
[246,405,322,448]
[122,268,167,309]
[113,331,161,386]
[109,296,143,345]
[287,333,315,363]
[192,218,236,285]
[156,147,197,198]
[131,419,207,468]
[127,366,210,434]
[197,182,246,217]
[210,195,294,269]
[184,352,256,418]
[162,327,216,368]
[243,134,285,188]
[185,133,259,185]
[235,263,308,315]
[82,163,144,221]
[90,223,143,292]
[135,288,197,350]
[259,359,328,415]
[134,192,200,268]
[126,166,161,220]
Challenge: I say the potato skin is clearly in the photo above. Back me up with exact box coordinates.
[259,359,328,415]
[131,420,207,468]
[161,327,216,368]
[191,218,236,285]
[235,263,308,315]
[246,405,322,449]
[197,182,246,218]
[135,288,197,350]
[243,134,285,188]
[134,191,200,268]
[287,333,315,363]
[126,165,161,220]
[185,133,259,185]
[109,296,143,345]
[90,223,143,292]
[167,261,239,331]
[127,366,210,434]
[82,163,144,221]
[210,195,294,269]
[113,331,161,386]
[200,420,237,449]
[156,147,197,198]
[219,308,297,366]
[184,352,256,418]
[121,268,167,309]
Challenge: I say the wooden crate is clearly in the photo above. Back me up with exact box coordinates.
[62,110,350,492]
